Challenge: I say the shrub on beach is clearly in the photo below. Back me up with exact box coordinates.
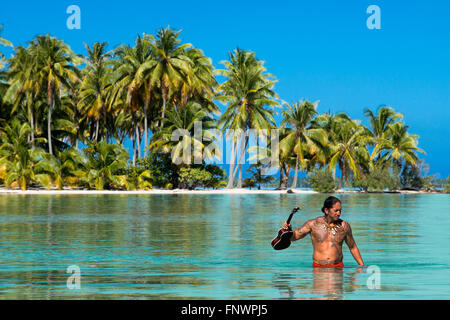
[124,165,152,190]
[352,165,400,192]
[137,153,179,189]
[178,165,227,190]
[243,178,256,189]
[81,141,129,190]
[400,161,433,190]
[179,167,212,190]
[201,164,226,189]
[133,153,225,189]
[307,168,336,193]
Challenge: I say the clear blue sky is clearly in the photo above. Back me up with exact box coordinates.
[1,0,449,177]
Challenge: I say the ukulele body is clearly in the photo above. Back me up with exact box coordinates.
[271,207,299,250]
[271,228,294,250]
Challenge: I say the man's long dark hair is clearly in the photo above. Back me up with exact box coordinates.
[321,196,341,214]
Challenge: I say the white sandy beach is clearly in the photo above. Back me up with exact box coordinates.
[0,187,440,195]
[0,187,317,195]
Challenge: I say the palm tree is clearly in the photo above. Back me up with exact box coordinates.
[246,162,275,190]
[331,121,370,189]
[82,141,129,190]
[136,30,212,157]
[148,101,219,166]
[0,76,9,127]
[59,75,88,149]
[111,35,155,164]
[137,39,217,154]
[183,47,218,113]
[247,127,291,190]
[280,100,327,189]
[3,46,39,148]
[147,27,193,125]
[314,113,370,189]
[217,48,278,188]
[125,166,152,190]
[364,105,403,166]
[30,35,82,155]
[134,33,158,157]
[380,122,425,167]
[34,148,86,190]
[79,42,113,143]
[110,106,133,145]
[0,119,50,190]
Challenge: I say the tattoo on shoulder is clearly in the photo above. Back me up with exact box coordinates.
[297,219,313,234]
[344,221,352,234]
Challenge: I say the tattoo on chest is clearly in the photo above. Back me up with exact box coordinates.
[312,219,347,244]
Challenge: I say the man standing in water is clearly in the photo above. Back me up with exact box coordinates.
[282,196,365,267]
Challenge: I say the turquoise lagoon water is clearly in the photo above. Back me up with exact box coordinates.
[0,193,449,300]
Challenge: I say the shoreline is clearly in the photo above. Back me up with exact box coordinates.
[0,188,444,195]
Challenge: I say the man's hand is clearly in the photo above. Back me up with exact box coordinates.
[282,221,292,230]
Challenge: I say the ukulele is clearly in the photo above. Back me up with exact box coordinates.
[271,207,300,250]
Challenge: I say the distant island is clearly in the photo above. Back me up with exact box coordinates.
[1,26,449,194]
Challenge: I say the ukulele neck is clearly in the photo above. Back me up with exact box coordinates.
[286,210,296,224]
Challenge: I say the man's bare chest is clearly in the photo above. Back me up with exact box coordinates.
[311,222,346,244]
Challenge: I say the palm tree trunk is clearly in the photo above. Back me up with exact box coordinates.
[237,163,243,188]
[140,127,144,159]
[278,164,285,190]
[227,135,237,188]
[74,114,79,150]
[144,98,149,158]
[291,154,299,189]
[234,131,249,188]
[132,134,136,166]
[90,123,95,142]
[161,98,166,127]
[343,161,349,189]
[30,109,35,150]
[160,86,168,128]
[95,119,100,142]
[48,96,53,155]
[281,166,289,190]
[256,136,261,190]
[132,115,136,166]
[136,124,141,159]
[102,104,107,137]
[344,162,348,189]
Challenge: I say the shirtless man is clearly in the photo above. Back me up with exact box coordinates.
[282,196,365,267]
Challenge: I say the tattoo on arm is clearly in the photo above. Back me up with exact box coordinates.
[345,222,356,249]
[293,220,312,241]
[344,222,364,265]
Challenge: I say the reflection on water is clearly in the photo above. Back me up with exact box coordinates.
[0,193,449,299]
[272,267,365,300]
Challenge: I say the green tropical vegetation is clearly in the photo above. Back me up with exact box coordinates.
[217,48,278,189]
[245,162,275,190]
[444,177,450,193]
[280,100,327,189]
[307,168,336,193]
[0,26,444,192]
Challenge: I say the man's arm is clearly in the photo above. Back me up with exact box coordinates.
[344,222,365,266]
[283,220,313,241]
